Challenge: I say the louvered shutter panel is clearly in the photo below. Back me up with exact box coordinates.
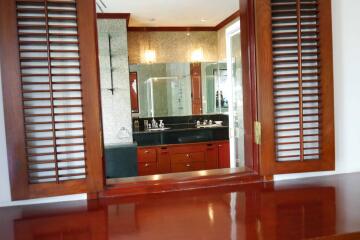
[256,0,335,175]
[0,0,103,200]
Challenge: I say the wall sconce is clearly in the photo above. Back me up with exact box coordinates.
[191,48,204,62]
[144,49,156,63]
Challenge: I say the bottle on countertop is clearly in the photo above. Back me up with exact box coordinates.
[152,118,157,128]
[159,120,164,129]
[134,120,140,131]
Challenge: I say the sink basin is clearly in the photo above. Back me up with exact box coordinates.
[196,124,223,128]
[147,128,170,131]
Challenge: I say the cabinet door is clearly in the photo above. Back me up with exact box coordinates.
[138,162,158,176]
[218,141,230,168]
[205,143,219,169]
[172,161,206,173]
[255,0,335,175]
[138,147,157,163]
[157,146,171,174]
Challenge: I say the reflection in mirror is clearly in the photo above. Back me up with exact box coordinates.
[96,0,245,181]
[130,62,231,118]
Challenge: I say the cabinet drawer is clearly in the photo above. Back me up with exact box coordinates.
[138,162,157,176]
[138,148,157,163]
[171,161,205,173]
[171,152,205,163]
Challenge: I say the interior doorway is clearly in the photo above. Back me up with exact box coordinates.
[226,20,244,168]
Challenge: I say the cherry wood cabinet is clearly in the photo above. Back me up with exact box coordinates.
[137,147,157,163]
[157,147,171,174]
[138,162,158,176]
[205,143,219,169]
[137,141,230,176]
[218,141,230,168]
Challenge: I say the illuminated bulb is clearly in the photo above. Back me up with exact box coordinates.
[191,48,204,62]
[144,49,156,63]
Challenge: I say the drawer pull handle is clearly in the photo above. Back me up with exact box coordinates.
[144,150,149,154]
[186,154,190,158]
[186,164,191,167]
[145,164,150,167]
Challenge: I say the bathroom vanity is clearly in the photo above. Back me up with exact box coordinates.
[137,140,230,176]
[132,115,230,176]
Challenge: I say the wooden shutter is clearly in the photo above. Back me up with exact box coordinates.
[0,0,103,200]
[255,0,335,175]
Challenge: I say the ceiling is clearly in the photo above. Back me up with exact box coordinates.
[97,0,239,27]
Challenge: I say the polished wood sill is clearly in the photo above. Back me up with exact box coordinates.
[2,173,360,239]
[102,167,261,198]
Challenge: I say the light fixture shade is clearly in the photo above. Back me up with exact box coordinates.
[144,49,156,63]
[191,48,204,62]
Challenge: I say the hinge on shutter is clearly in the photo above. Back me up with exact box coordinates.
[254,121,261,145]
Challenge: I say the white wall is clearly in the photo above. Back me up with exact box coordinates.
[0,66,12,205]
[275,0,360,181]
[1,0,359,205]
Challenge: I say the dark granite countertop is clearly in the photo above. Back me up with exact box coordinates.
[133,126,229,135]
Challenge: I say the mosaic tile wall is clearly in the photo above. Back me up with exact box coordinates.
[128,31,219,64]
[98,19,133,145]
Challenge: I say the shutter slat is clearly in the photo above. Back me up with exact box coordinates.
[16,0,88,184]
[271,0,321,162]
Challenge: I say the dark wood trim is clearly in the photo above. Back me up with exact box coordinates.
[215,10,240,30]
[97,13,131,27]
[127,26,216,32]
[93,0,107,189]
[240,0,259,172]
[129,72,139,113]
[0,0,29,200]
[254,0,274,176]
[78,0,105,193]
[318,0,335,172]
[190,63,203,115]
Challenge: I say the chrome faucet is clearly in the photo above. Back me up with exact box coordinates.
[151,119,158,128]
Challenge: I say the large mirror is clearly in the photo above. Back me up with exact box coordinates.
[97,0,245,181]
[130,62,230,118]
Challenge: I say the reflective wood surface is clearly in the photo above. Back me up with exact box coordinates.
[1,173,360,240]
